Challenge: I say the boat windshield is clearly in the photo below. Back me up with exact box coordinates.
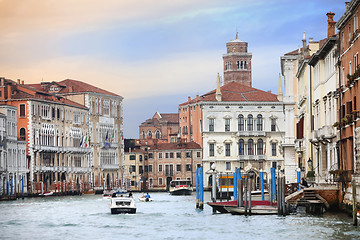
[116,201,130,206]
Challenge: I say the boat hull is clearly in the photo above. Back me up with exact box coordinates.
[207,200,276,214]
[170,189,192,195]
[225,206,278,215]
[111,207,136,214]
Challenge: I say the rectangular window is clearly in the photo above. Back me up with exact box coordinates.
[170,152,174,158]
[149,165,153,172]
[225,118,230,132]
[129,155,136,160]
[186,152,191,158]
[209,143,215,157]
[19,104,26,118]
[271,119,276,131]
[272,143,277,156]
[145,166,148,172]
[209,119,214,132]
[240,162,244,170]
[149,153,153,159]
[197,152,201,158]
[139,155,143,161]
[165,152,169,158]
[159,178,163,186]
[139,166,143,174]
[226,162,231,170]
[176,152,181,158]
[158,153,163,159]
[225,143,230,156]
[176,164,181,172]
[158,164,163,172]
[186,164,191,171]
[129,165,136,173]
[103,99,110,116]
[272,161,277,169]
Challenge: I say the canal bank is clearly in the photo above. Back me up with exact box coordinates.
[1,192,360,240]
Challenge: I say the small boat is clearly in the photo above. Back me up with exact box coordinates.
[110,196,136,214]
[169,180,192,195]
[225,205,278,215]
[207,200,276,214]
[114,188,127,195]
[39,191,54,197]
[138,195,153,202]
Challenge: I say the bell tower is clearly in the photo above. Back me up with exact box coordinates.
[223,33,252,87]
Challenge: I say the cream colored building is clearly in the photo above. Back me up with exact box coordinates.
[309,35,339,185]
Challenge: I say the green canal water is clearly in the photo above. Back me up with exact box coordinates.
[1,192,360,240]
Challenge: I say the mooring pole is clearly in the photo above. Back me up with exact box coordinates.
[297,169,301,191]
[196,168,199,208]
[271,168,276,200]
[199,167,204,209]
[352,177,357,226]
[244,177,248,216]
[249,177,252,215]
[260,170,264,201]
[269,178,273,206]
[282,177,287,216]
[240,178,244,207]
[22,177,24,199]
[234,168,238,201]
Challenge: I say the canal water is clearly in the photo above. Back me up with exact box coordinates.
[1,192,360,240]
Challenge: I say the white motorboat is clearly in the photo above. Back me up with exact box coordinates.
[138,195,154,202]
[110,196,136,214]
[169,180,193,195]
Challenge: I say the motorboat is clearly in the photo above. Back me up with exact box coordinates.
[39,191,54,197]
[110,196,136,214]
[169,180,193,195]
[138,195,153,202]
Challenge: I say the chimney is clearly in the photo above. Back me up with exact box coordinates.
[188,96,191,102]
[22,80,24,85]
[309,37,313,43]
[17,79,20,85]
[69,86,73,92]
[327,12,336,38]
[302,32,307,57]
[277,73,283,102]
[215,73,222,102]
[0,78,4,86]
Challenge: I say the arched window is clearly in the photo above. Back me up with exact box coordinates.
[19,128,26,141]
[247,114,253,131]
[238,114,244,131]
[155,130,161,139]
[142,131,145,139]
[248,139,254,155]
[148,130,152,138]
[238,139,244,155]
[257,114,263,131]
[257,139,263,155]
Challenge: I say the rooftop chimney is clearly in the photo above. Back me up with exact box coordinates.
[17,79,20,85]
[215,73,222,102]
[22,80,24,85]
[327,12,336,38]
[188,96,191,102]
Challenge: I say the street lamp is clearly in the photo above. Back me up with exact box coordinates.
[307,158,313,171]
[211,163,216,202]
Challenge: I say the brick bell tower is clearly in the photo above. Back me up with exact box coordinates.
[223,33,252,87]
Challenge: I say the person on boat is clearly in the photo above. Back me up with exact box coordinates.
[128,192,133,198]
[145,193,151,201]
[111,192,117,198]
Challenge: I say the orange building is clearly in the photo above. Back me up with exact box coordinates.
[336,0,360,193]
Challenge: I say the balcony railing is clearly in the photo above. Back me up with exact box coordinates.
[238,155,266,160]
[237,131,266,137]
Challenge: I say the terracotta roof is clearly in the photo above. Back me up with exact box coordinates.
[159,113,179,123]
[58,79,122,98]
[153,141,201,150]
[180,82,278,106]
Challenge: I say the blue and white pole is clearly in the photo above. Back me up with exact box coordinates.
[297,168,301,191]
[271,167,276,200]
[260,170,264,201]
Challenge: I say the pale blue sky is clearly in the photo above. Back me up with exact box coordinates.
[0,0,346,138]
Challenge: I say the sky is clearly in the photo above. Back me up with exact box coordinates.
[0,0,346,138]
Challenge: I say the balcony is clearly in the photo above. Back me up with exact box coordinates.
[102,164,120,170]
[238,155,266,161]
[317,125,336,140]
[295,138,305,153]
[236,131,266,137]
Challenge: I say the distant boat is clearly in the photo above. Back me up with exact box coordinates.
[169,180,192,195]
[110,196,136,214]
[138,195,153,202]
